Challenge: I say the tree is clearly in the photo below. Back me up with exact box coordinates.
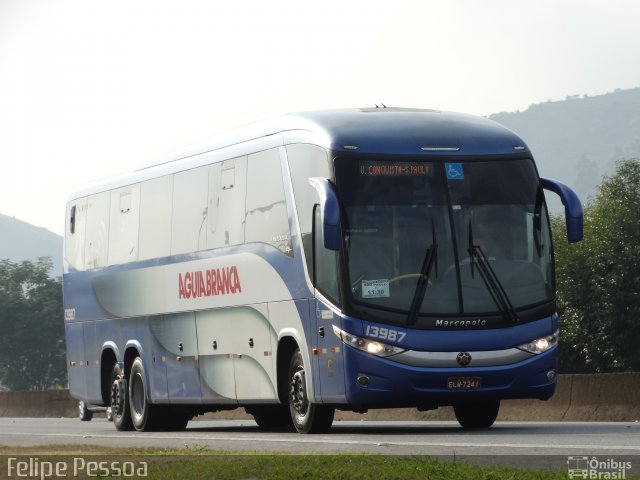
[0,258,66,390]
[553,158,640,372]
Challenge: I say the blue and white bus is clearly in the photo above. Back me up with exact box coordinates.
[63,107,583,433]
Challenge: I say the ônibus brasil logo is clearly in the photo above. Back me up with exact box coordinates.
[178,266,242,299]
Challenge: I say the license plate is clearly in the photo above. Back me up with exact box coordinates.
[447,376,482,389]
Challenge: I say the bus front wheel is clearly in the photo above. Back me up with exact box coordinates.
[288,349,334,433]
[110,364,133,431]
[454,400,500,429]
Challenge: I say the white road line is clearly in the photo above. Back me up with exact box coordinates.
[3,431,640,452]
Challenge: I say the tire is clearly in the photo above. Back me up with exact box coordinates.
[247,405,293,431]
[129,357,161,432]
[454,400,500,429]
[110,364,133,431]
[288,349,334,434]
[78,401,93,421]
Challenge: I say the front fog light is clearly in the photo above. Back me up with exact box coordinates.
[518,330,559,354]
[332,325,405,358]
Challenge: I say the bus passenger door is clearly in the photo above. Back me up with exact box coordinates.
[153,312,202,403]
[312,299,346,403]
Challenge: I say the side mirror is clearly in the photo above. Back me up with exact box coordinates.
[541,178,583,243]
[309,177,341,251]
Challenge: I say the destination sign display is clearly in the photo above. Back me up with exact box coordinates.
[359,161,433,177]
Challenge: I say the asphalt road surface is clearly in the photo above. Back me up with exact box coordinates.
[2,418,640,470]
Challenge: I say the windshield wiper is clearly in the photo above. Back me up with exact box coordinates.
[407,224,438,326]
[468,222,519,323]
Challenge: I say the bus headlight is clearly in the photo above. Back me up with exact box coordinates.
[332,325,405,358]
[518,330,559,354]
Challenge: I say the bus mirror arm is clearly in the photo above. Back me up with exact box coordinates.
[309,177,342,251]
[540,177,584,243]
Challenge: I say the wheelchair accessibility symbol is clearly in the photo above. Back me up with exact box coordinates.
[446,163,464,180]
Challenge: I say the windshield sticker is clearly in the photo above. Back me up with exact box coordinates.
[445,163,464,180]
[362,279,390,298]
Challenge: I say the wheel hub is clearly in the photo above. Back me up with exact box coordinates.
[110,379,125,416]
[289,370,308,416]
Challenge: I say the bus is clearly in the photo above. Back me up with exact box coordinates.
[63,107,583,433]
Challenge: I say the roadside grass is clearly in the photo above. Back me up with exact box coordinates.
[0,445,587,480]
[130,453,572,480]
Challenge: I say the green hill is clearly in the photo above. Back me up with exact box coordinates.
[0,214,62,277]
[490,87,640,205]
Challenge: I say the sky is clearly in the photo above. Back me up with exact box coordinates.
[1,0,640,236]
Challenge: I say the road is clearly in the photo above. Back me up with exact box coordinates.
[2,418,640,470]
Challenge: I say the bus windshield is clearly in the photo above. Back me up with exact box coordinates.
[335,157,554,324]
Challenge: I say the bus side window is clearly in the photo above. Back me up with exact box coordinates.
[108,186,140,265]
[286,144,332,278]
[139,175,173,261]
[246,148,292,255]
[85,192,110,269]
[313,205,340,304]
[171,165,209,255]
[208,156,246,250]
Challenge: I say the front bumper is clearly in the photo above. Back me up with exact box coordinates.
[341,344,557,408]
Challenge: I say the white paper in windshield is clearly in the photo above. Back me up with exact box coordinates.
[362,279,390,298]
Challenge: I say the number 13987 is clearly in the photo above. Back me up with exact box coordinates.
[365,325,406,342]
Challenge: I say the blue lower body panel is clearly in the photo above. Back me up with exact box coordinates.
[341,346,556,408]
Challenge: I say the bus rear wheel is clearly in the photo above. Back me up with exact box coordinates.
[129,357,162,432]
[110,364,133,431]
[454,400,500,429]
[288,349,334,434]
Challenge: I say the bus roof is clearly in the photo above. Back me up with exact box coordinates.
[147,107,528,166]
[68,108,529,200]
[287,108,528,157]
